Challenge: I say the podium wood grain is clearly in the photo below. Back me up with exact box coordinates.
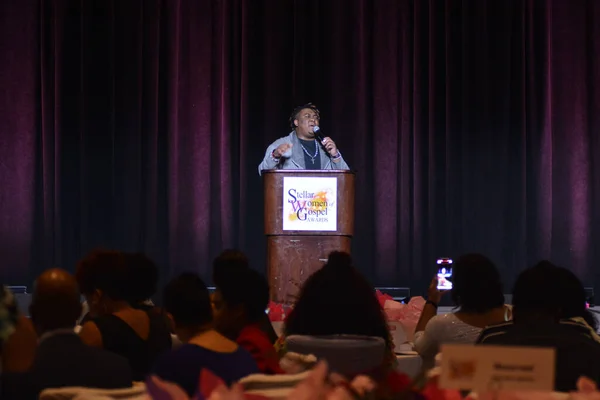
[262,170,355,303]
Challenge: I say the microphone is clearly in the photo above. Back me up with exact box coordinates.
[313,126,340,159]
[312,126,326,144]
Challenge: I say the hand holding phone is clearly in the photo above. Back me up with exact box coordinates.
[436,258,453,291]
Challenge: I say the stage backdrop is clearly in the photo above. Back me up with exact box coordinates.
[0,0,599,295]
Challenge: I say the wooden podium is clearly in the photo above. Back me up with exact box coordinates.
[262,170,355,303]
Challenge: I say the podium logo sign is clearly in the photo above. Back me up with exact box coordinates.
[282,177,337,231]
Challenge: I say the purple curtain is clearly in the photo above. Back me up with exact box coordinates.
[0,0,599,294]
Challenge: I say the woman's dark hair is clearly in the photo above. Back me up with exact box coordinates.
[289,103,320,129]
[512,261,560,320]
[451,253,504,313]
[75,249,129,300]
[163,272,212,327]
[212,249,249,283]
[514,261,597,330]
[214,267,270,323]
[284,251,391,349]
[124,252,159,304]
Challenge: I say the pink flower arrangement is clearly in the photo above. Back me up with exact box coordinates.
[374,291,425,347]
[201,361,389,400]
[267,301,293,322]
[146,366,600,400]
[146,362,414,400]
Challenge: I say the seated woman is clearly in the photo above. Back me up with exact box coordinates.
[414,253,510,368]
[77,249,172,381]
[279,252,395,373]
[477,261,600,391]
[79,253,169,324]
[152,272,258,397]
[212,265,283,374]
[212,249,278,344]
[552,264,599,335]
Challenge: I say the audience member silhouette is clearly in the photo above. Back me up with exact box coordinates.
[2,269,132,399]
[477,261,600,391]
[212,249,278,344]
[282,252,394,373]
[77,249,171,380]
[414,253,509,368]
[152,272,258,397]
[213,266,283,374]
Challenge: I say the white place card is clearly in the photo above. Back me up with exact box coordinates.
[439,344,555,392]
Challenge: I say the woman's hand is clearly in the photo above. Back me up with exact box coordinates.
[427,276,443,304]
[414,276,446,334]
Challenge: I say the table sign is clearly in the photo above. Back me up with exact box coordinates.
[282,176,337,231]
[439,344,555,392]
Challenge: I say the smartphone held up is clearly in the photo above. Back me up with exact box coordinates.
[436,258,453,290]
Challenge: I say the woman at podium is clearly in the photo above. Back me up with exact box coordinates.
[258,103,350,175]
